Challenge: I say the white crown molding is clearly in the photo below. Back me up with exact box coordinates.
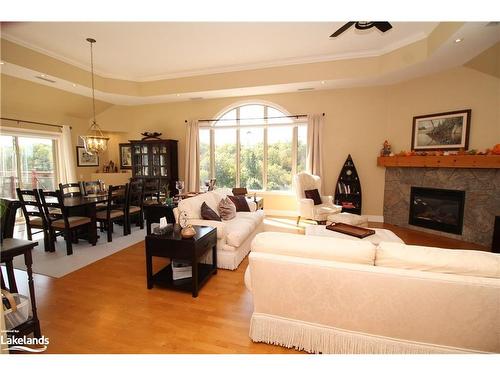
[2,29,432,82]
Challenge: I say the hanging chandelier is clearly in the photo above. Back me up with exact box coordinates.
[81,38,109,155]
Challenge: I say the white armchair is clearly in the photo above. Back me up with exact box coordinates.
[294,172,341,224]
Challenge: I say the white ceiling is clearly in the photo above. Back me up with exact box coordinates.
[1,22,439,81]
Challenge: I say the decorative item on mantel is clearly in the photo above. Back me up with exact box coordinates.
[80,38,109,155]
[380,140,392,156]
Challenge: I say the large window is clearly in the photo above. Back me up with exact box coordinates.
[0,133,58,199]
[199,103,307,191]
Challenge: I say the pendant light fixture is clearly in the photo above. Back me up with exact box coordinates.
[81,38,109,155]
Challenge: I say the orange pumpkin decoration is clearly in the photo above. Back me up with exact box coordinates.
[492,144,500,155]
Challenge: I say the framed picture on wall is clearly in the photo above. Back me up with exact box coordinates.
[76,146,99,167]
[411,109,471,151]
[119,143,132,169]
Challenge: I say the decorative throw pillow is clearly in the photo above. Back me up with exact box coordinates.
[218,197,236,220]
[304,189,322,205]
[201,202,221,221]
[228,195,251,212]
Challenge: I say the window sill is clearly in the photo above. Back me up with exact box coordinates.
[247,190,295,197]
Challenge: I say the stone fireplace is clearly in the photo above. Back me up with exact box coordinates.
[384,168,500,247]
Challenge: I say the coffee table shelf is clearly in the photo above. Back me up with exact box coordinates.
[153,263,215,291]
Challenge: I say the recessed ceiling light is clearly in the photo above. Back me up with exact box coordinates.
[72,83,77,87]
[40,74,46,77]
[176,94,181,97]
[321,81,326,85]
[454,38,463,43]
[0,61,4,65]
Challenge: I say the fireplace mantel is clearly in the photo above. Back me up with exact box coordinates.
[377,155,500,169]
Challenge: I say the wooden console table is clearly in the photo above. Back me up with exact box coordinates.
[0,238,41,338]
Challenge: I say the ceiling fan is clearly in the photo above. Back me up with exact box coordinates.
[330,22,393,38]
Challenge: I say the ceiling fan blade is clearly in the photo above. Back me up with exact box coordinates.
[373,22,393,33]
[330,22,356,37]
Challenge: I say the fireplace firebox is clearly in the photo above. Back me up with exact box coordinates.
[409,187,465,235]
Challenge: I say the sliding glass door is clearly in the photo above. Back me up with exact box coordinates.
[0,134,58,198]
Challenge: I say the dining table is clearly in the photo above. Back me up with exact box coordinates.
[62,193,109,245]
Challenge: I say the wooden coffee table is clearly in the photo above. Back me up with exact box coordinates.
[145,225,217,297]
[305,225,404,245]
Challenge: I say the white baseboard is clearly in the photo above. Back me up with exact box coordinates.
[366,215,384,223]
[263,210,384,223]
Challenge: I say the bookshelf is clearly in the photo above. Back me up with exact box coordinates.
[334,154,362,215]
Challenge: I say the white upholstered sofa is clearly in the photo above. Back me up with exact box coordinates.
[245,232,500,354]
[173,189,264,270]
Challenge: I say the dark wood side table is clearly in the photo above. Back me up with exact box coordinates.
[145,225,217,297]
[0,238,41,338]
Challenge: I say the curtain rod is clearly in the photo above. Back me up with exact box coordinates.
[0,117,72,130]
[184,113,325,123]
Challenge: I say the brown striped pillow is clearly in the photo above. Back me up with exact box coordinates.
[218,197,236,220]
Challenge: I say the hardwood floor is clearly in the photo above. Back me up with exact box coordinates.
[6,220,489,354]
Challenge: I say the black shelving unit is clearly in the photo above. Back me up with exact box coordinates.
[334,154,362,215]
[130,138,178,196]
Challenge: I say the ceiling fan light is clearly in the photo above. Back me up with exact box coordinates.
[355,22,374,30]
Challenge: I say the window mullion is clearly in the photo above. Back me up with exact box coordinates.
[13,136,22,190]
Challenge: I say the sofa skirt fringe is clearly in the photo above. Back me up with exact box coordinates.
[249,313,476,354]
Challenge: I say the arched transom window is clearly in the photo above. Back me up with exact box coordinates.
[199,103,307,191]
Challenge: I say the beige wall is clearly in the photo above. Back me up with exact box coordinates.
[387,66,500,153]
[2,61,499,215]
[1,74,127,181]
[95,65,499,215]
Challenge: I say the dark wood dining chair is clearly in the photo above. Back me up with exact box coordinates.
[96,184,128,242]
[16,188,52,251]
[142,178,160,206]
[82,180,107,211]
[38,189,96,255]
[82,180,103,195]
[59,182,83,198]
[126,180,144,234]
[232,187,248,196]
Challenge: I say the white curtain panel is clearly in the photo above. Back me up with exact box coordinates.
[184,120,200,192]
[307,114,324,180]
[59,125,77,183]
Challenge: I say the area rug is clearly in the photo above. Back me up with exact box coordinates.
[12,226,146,278]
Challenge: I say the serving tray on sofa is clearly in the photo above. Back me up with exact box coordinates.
[325,222,375,238]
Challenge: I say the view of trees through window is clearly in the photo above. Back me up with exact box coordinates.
[0,135,57,199]
[199,103,307,191]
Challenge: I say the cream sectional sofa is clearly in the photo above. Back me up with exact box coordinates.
[174,190,264,270]
[245,232,500,354]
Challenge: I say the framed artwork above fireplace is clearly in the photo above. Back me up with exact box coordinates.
[411,109,471,151]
